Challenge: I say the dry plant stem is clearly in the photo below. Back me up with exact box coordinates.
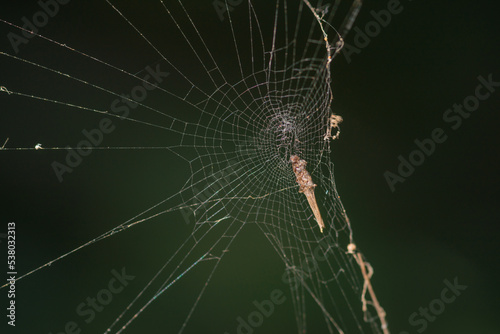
[350,244,389,334]
[290,155,325,233]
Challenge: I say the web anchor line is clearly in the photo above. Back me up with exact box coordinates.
[0,145,177,151]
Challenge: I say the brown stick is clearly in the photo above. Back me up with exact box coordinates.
[349,243,390,334]
[290,155,325,233]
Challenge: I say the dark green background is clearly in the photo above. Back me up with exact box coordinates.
[1,1,499,333]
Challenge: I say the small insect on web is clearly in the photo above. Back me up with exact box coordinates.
[324,113,343,141]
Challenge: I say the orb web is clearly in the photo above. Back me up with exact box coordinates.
[0,1,389,333]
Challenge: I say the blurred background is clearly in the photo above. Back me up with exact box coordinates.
[0,1,499,333]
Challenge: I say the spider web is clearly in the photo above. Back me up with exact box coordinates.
[0,0,388,333]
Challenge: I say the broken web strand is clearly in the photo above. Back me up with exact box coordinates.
[0,1,390,333]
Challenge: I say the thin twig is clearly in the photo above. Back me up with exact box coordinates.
[349,243,390,334]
